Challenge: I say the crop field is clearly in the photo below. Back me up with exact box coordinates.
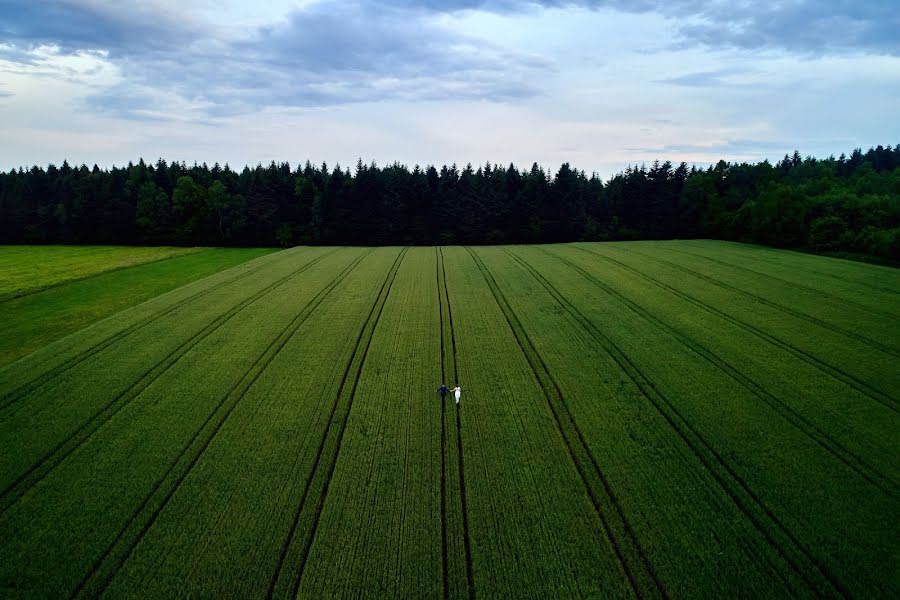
[0,247,272,366]
[0,245,208,301]
[0,241,897,598]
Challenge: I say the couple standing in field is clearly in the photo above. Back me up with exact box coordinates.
[438,384,461,405]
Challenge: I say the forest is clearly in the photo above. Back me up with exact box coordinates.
[1,145,898,261]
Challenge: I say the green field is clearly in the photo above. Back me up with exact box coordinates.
[0,247,273,366]
[0,241,897,598]
[0,245,207,301]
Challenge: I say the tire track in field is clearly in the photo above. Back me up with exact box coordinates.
[531,248,848,598]
[514,249,828,596]
[70,249,374,600]
[0,249,306,412]
[0,250,342,516]
[279,248,407,598]
[439,247,476,600]
[435,249,450,600]
[266,248,407,600]
[602,246,899,359]
[571,246,898,414]
[683,243,900,297]
[664,246,898,319]
[540,249,898,497]
[466,247,665,600]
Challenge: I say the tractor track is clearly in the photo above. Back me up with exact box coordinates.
[678,242,900,297]
[0,249,343,516]
[507,247,805,595]
[603,246,898,359]
[0,248,321,413]
[538,249,898,498]
[467,247,666,600]
[440,247,476,600]
[664,246,898,320]
[70,248,373,599]
[533,247,848,598]
[265,248,407,599]
[436,248,450,600]
[571,246,898,414]
[285,248,407,599]
[333,294,399,594]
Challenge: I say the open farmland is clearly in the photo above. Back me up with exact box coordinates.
[0,241,897,598]
[0,245,208,301]
[0,247,273,366]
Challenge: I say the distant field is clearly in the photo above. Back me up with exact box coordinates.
[0,245,206,301]
[0,247,273,366]
[0,241,896,597]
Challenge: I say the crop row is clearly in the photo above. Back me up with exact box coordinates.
[97,248,405,598]
[437,247,475,600]
[603,243,899,357]
[574,243,899,397]
[652,240,899,318]
[502,244,897,597]
[0,248,337,497]
[0,247,374,595]
[470,247,807,597]
[295,248,445,597]
[0,242,895,597]
[0,247,313,404]
[440,247,633,598]
[0,248,343,515]
[673,239,900,298]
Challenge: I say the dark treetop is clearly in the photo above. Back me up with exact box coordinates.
[1,145,898,261]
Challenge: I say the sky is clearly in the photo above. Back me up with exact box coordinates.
[0,0,898,177]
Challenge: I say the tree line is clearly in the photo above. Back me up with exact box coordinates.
[1,145,898,260]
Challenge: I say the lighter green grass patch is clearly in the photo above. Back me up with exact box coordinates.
[0,247,274,366]
[0,245,204,301]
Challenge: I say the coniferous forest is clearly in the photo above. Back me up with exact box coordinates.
[1,145,898,261]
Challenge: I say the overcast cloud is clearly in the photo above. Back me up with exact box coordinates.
[0,0,897,175]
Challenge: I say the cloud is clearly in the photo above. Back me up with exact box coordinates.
[674,1,899,56]
[0,0,205,55]
[0,0,895,128]
[388,0,900,56]
[625,138,792,158]
[238,3,550,102]
[658,69,735,87]
[0,0,551,118]
[657,67,762,87]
